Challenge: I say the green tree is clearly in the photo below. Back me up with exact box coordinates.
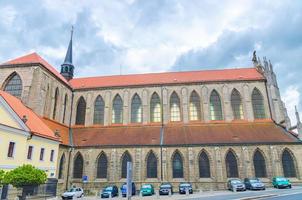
[3,165,47,188]
[0,170,5,186]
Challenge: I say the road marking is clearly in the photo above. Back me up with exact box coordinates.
[260,191,302,199]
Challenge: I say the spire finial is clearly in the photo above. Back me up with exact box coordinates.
[295,106,301,123]
[71,25,74,40]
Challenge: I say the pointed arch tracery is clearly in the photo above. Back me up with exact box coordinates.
[96,152,108,178]
[52,87,59,120]
[73,153,84,178]
[282,149,297,177]
[75,96,86,125]
[199,150,211,178]
[170,92,181,122]
[121,151,132,178]
[210,90,223,120]
[253,149,267,177]
[189,90,201,121]
[231,89,243,119]
[112,94,123,124]
[225,150,239,178]
[172,150,183,178]
[146,151,157,178]
[94,95,105,125]
[3,72,23,98]
[150,92,161,122]
[131,94,142,123]
[252,88,266,119]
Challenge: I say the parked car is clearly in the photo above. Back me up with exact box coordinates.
[227,179,246,192]
[140,184,155,196]
[159,183,173,195]
[61,187,84,199]
[121,182,136,197]
[244,178,265,190]
[272,177,292,189]
[100,185,119,198]
[179,183,193,194]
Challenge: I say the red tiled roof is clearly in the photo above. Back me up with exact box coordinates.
[72,122,299,147]
[41,117,70,145]
[73,125,161,147]
[1,53,265,89]
[0,90,60,142]
[70,68,265,89]
[1,52,70,85]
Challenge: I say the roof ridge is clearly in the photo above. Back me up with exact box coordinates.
[72,67,256,80]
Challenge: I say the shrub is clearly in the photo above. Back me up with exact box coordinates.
[3,165,47,188]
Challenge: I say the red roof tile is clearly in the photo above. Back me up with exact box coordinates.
[73,125,161,147]
[2,52,69,85]
[71,122,299,147]
[69,68,265,89]
[0,90,60,142]
[41,117,70,145]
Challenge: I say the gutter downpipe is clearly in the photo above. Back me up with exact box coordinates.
[160,84,164,182]
[65,91,74,190]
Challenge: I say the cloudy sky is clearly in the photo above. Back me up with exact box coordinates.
[0,0,301,124]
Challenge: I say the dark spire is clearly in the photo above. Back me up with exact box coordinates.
[60,26,74,81]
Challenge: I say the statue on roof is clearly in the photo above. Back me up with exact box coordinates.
[252,50,258,66]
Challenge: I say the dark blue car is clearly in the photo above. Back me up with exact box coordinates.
[121,182,136,197]
[101,186,118,198]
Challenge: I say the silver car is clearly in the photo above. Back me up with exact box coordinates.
[227,179,246,192]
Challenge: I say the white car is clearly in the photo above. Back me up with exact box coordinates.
[62,187,84,199]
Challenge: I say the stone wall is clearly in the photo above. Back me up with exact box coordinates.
[57,144,302,193]
[71,81,271,126]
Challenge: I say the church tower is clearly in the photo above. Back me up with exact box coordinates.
[60,27,74,81]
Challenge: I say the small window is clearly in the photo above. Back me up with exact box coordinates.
[27,146,33,160]
[50,150,55,162]
[40,148,45,161]
[7,142,15,158]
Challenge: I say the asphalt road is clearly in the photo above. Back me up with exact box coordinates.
[183,187,302,200]
[77,186,302,200]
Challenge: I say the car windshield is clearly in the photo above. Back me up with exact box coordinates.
[276,178,287,182]
[142,185,151,189]
[68,188,77,192]
[231,180,242,184]
[160,184,171,188]
[250,179,260,183]
[104,187,113,191]
[180,183,191,187]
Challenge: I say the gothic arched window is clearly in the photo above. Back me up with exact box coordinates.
[170,92,181,122]
[189,91,201,121]
[225,150,238,178]
[131,94,142,123]
[172,151,183,178]
[231,89,243,119]
[252,88,266,119]
[112,94,123,124]
[3,72,23,98]
[282,150,296,177]
[75,97,86,125]
[97,153,108,178]
[199,151,211,178]
[73,153,83,178]
[253,150,267,177]
[58,154,65,179]
[121,152,132,178]
[62,94,68,123]
[146,151,157,178]
[150,92,161,122]
[210,90,223,120]
[93,95,105,125]
[52,88,59,120]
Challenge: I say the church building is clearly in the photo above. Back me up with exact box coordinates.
[0,31,301,193]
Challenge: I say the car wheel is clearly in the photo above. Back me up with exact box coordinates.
[289,185,292,189]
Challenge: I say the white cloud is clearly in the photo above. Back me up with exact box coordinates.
[282,85,301,126]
